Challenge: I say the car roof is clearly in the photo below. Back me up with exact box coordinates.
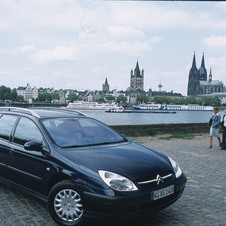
[0,107,87,119]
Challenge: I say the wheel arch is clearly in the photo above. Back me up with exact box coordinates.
[48,172,73,193]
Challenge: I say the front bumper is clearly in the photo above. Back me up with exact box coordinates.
[83,173,187,219]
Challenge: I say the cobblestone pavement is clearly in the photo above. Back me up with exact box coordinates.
[0,134,225,226]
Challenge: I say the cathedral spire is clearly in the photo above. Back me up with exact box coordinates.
[201,52,205,68]
[187,52,200,96]
[199,52,207,81]
[135,60,140,71]
[192,52,197,68]
[209,67,212,82]
[104,78,109,86]
[134,60,141,77]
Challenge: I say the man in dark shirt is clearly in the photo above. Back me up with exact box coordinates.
[221,108,226,150]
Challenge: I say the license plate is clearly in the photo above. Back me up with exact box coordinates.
[151,185,174,200]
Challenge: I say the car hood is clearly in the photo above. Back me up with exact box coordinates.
[57,141,172,181]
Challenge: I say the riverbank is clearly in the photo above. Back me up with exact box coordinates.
[111,123,210,137]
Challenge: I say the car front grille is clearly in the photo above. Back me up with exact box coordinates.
[137,170,173,188]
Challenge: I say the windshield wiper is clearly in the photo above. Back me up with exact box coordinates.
[90,138,128,146]
[63,139,127,148]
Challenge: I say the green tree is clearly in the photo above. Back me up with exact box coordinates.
[137,94,148,104]
[51,92,60,100]
[98,97,105,103]
[17,95,24,102]
[0,86,12,101]
[152,96,171,104]
[11,90,18,101]
[116,95,127,104]
[171,97,184,105]
[38,92,52,102]
[198,96,221,106]
[184,96,197,105]
[152,96,221,106]
[105,95,115,101]
[68,93,78,102]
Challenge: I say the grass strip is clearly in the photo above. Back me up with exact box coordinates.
[158,132,196,140]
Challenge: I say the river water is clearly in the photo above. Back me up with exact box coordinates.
[79,110,225,126]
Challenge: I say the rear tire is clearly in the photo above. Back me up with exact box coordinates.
[48,180,84,226]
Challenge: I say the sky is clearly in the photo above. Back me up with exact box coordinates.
[0,0,226,96]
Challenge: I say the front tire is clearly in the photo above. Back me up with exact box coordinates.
[48,180,84,226]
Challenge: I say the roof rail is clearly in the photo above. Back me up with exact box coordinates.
[30,107,87,117]
[0,107,40,118]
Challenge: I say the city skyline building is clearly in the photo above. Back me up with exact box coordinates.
[16,83,38,101]
[102,78,109,93]
[187,52,225,97]
[130,61,144,92]
[126,61,145,103]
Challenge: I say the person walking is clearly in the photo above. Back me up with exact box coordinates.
[221,108,226,150]
[209,107,221,148]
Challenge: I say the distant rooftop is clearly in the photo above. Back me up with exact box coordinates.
[200,80,223,86]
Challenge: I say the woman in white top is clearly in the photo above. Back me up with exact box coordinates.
[209,107,221,148]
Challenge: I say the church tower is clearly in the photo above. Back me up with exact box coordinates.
[187,52,200,96]
[130,61,144,91]
[199,53,207,81]
[102,78,109,93]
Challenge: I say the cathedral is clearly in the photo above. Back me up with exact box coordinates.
[187,52,225,97]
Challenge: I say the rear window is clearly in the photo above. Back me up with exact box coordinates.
[0,114,18,141]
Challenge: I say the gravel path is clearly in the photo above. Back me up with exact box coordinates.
[0,133,225,225]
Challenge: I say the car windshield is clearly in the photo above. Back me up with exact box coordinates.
[42,117,126,148]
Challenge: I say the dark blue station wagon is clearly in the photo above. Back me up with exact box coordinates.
[0,107,186,226]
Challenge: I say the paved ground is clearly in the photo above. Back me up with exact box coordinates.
[0,133,225,226]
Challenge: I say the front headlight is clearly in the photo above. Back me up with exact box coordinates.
[168,157,182,178]
[98,170,138,192]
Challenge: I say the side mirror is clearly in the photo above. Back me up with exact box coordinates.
[24,141,43,152]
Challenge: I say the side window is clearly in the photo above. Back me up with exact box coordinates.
[0,115,18,141]
[13,117,43,146]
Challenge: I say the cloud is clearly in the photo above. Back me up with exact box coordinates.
[30,40,152,63]
[108,2,189,29]
[107,2,226,31]
[2,1,226,41]
[10,45,35,55]
[208,56,226,67]
[92,67,107,74]
[202,36,226,51]
[99,41,151,55]
[0,0,84,31]
[107,26,144,38]
[149,36,162,43]
[30,46,79,63]
[0,0,226,93]
[217,2,226,11]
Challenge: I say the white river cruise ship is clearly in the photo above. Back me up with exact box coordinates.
[67,101,120,110]
[133,104,213,111]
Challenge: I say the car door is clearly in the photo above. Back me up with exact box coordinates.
[7,116,50,193]
[0,114,18,178]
